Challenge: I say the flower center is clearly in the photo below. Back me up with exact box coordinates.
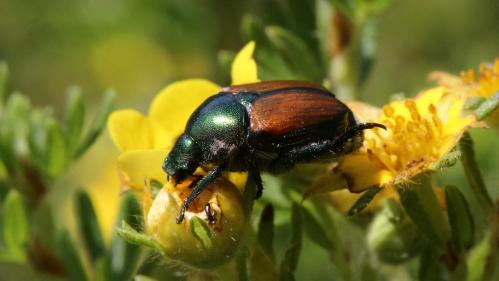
[365,99,445,175]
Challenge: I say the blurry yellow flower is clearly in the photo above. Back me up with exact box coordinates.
[107,42,257,267]
[460,58,499,98]
[431,58,499,127]
[333,87,476,194]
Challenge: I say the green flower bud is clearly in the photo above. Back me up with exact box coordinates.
[146,177,245,268]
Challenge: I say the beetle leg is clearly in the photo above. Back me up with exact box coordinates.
[271,122,386,167]
[249,166,264,199]
[248,149,264,199]
[205,203,216,225]
[176,164,224,224]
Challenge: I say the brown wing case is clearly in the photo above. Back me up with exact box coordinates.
[248,88,352,150]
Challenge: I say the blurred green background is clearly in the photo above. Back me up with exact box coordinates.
[1,0,498,280]
[2,0,499,106]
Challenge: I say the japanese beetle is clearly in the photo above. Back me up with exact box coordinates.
[163,81,385,223]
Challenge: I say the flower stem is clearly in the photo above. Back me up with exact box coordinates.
[459,132,494,213]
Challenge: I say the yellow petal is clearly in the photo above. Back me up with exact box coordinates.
[149,79,221,140]
[335,153,393,192]
[108,110,170,151]
[118,149,169,189]
[231,41,259,85]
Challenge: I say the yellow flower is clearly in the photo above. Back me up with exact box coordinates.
[460,58,499,98]
[333,87,476,194]
[431,58,499,127]
[107,42,258,267]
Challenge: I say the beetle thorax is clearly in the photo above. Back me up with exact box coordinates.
[186,93,249,164]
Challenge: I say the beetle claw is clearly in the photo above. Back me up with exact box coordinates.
[205,203,216,225]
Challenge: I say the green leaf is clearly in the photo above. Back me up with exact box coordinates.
[474,92,499,121]
[265,26,323,81]
[75,190,106,261]
[2,189,28,262]
[328,0,355,18]
[45,117,68,179]
[57,230,88,281]
[190,216,213,249]
[357,17,378,87]
[419,247,446,281]
[459,132,493,213]
[236,246,249,281]
[116,221,163,253]
[445,185,474,253]
[64,86,85,156]
[241,15,269,47]
[0,61,7,106]
[301,207,335,251]
[0,159,7,181]
[348,187,382,216]
[74,90,115,158]
[432,149,461,170]
[397,175,450,246]
[279,204,303,281]
[105,192,142,281]
[217,50,236,84]
[464,96,486,110]
[467,232,491,281]
[257,204,275,261]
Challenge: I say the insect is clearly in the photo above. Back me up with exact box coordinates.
[163,81,386,223]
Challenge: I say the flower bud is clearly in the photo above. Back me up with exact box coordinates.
[146,176,245,268]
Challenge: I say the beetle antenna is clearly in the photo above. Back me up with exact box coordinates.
[342,122,386,141]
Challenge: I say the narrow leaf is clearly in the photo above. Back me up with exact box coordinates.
[0,61,7,106]
[2,190,28,261]
[464,96,486,110]
[57,230,88,281]
[116,221,163,253]
[190,217,213,249]
[467,232,491,281]
[432,149,461,170]
[348,187,382,216]
[64,86,85,156]
[279,204,303,281]
[45,117,68,178]
[74,90,115,158]
[474,92,499,121]
[236,246,249,281]
[265,26,323,81]
[445,185,474,253]
[419,247,446,281]
[257,204,275,261]
[397,176,450,246]
[75,190,106,261]
[459,132,493,212]
[301,207,335,251]
[105,192,142,281]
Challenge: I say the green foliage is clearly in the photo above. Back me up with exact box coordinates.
[1,190,28,262]
[445,185,474,253]
[75,190,106,261]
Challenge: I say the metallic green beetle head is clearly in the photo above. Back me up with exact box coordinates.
[163,134,202,182]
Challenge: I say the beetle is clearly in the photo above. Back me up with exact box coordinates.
[162,81,386,223]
